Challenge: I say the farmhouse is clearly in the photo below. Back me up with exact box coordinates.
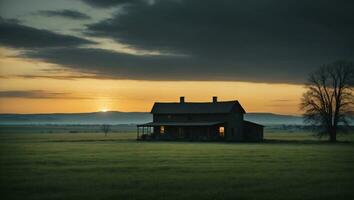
[137,97,263,141]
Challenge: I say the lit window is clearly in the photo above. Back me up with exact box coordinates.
[219,126,225,137]
[160,126,165,134]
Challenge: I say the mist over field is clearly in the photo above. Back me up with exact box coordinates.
[0,111,306,125]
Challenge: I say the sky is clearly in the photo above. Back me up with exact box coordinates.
[0,0,353,115]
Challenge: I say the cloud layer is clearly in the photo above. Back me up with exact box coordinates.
[24,47,318,83]
[0,18,95,48]
[0,90,91,99]
[80,0,139,8]
[2,0,354,84]
[36,9,91,20]
[0,90,68,99]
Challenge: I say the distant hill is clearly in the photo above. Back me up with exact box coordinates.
[0,111,151,125]
[0,111,306,125]
[244,113,303,125]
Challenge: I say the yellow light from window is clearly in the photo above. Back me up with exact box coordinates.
[160,126,165,134]
[219,126,225,137]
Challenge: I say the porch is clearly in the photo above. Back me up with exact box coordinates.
[137,122,225,141]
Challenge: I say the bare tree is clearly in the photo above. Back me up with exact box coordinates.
[300,61,354,142]
[101,124,111,136]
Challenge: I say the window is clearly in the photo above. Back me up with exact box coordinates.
[160,126,165,134]
[219,126,225,137]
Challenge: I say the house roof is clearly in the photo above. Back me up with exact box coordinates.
[151,100,246,114]
[137,121,224,127]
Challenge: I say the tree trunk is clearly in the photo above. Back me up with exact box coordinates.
[329,128,337,142]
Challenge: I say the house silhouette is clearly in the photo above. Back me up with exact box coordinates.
[137,96,263,141]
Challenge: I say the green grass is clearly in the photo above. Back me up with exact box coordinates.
[1,131,354,200]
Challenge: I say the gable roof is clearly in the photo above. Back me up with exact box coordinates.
[151,101,246,114]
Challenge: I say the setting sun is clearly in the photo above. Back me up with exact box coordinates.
[101,108,108,112]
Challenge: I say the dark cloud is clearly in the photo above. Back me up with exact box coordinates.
[0,90,67,99]
[9,74,111,80]
[23,47,322,84]
[36,9,91,20]
[86,0,354,56]
[3,1,354,84]
[80,0,140,8]
[81,0,353,83]
[0,18,95,48]
[0,90,91,99]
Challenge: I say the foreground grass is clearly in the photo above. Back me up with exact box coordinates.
[1,132,354,200]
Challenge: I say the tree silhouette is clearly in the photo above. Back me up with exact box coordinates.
[101,124,111,136]
[300,61,353,142]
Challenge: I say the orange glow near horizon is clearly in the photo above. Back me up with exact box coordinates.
[0,78,305,115]
[0,47,306,115]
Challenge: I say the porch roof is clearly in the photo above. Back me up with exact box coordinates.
[137,121,224,127]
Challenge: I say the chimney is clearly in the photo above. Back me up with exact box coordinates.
[180,96,185,103]
[213,96,218,103]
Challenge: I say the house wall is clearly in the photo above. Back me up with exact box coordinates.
[157,126,220,140]
[242,122,264,141]
[225,112,244,141]
[152,104,244,141]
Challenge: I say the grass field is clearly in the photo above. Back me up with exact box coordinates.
[1,130,354,200]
